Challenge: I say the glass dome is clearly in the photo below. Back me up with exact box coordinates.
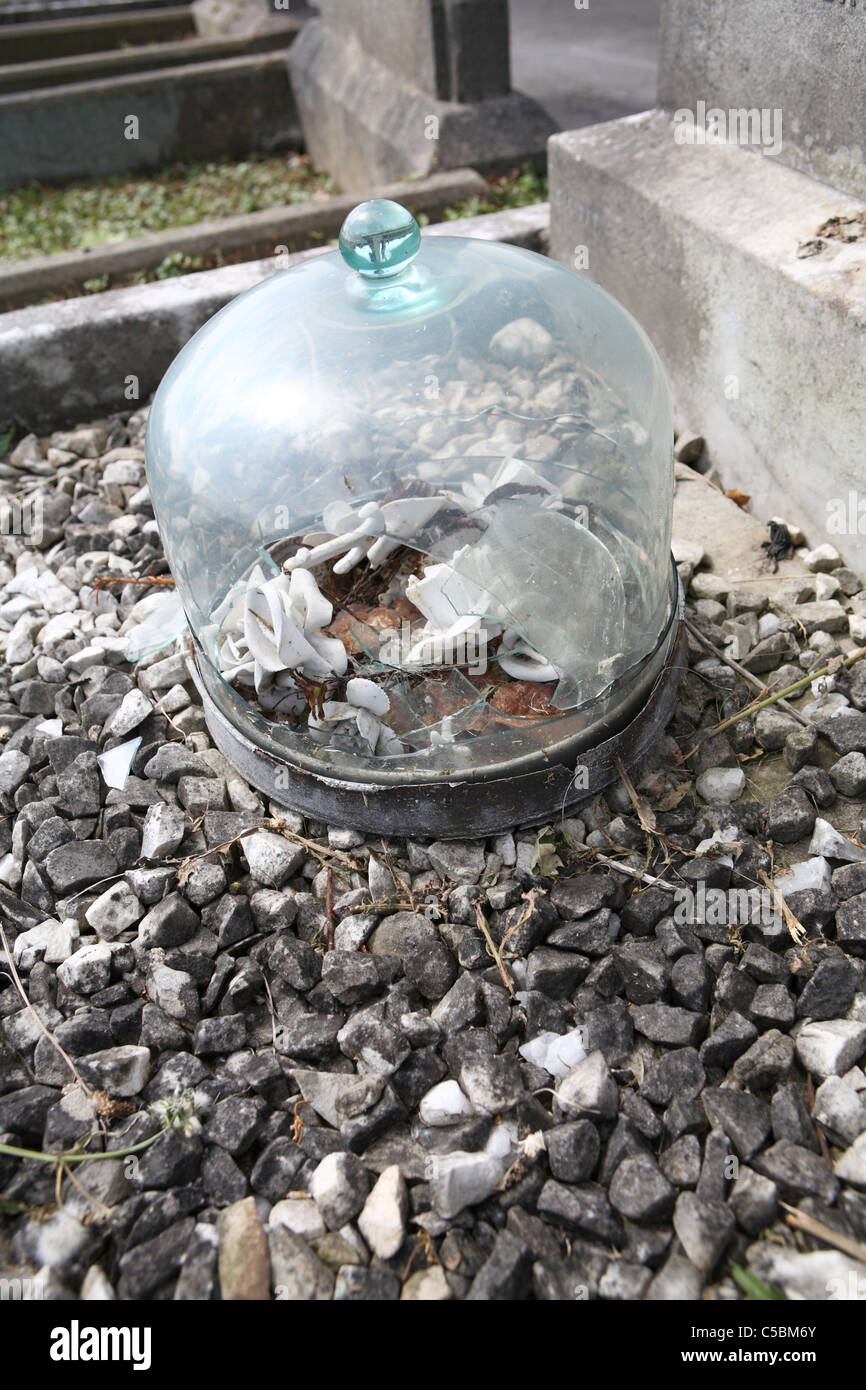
[146,200,678,828]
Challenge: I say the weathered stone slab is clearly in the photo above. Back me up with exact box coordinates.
[659,0,866,201]
[549,110,866,573]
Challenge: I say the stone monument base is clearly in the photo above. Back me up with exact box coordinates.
[288,19,555,192]
[549,110,866,571]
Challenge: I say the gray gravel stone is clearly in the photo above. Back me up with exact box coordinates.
[732,1029,795,1090]
[555,1050,618,1120]
[426,840,485,884]
[829,751,866,797]
[673,1191,734,1272]
[632,1003,705,1047]
[754,1139,839,1204]
[609,1155,675,1223]
[140,802,186,860]
[138,891,199,949]
[729,1166,778,1236]
[78,1044,150,1096]
[44,840,118,894]
[701,1087,771,1161]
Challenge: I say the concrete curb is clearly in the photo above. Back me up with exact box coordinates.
[0,201,550,433]
[0,168,488,310]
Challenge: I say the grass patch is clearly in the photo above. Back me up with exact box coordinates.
[438,164,548,221]
[0,152,333,264]
[1,159,549,306]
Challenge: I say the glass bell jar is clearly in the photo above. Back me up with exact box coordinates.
[145,199,684,837]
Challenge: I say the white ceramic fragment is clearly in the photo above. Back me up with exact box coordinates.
[218,565,347,695]
[285,496,452,575]
[97,736,142,790]
[496,628,559,682]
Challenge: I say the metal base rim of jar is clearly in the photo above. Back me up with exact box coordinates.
[187,572,687,840]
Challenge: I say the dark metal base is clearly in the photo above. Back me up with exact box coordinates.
[189,584,686,839]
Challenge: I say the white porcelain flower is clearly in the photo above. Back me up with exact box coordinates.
[218,565,346,694]
[496,628,559,683]
[285,495,452,576]
[402,548,502,667]
[308,676,401,755]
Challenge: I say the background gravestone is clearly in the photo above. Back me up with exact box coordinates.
[660,0,866,202]
[192,0,305,40]
[548,0,866,572]
[288,0,555,191]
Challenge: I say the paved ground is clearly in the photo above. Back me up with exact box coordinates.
[510,0,661,130]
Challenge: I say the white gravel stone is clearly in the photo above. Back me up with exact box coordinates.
[428,1150,505,1219]
[292,1069,369,1128]
[310,1152,368,1230]
[12,919,73,969]
[695,767,746,803]
[672,539,704,569]
[270,1196,326,1241]
[802,543,841,573]
[488,316,554,368]
[775,857,831,897]
[802,692,850,721]
[357,1164,408,1259]
[56,942,112,994]
[757,612,781,639]
[243,830,305,888]
[419,1080,476,1126]
[327,825,365,850]
[815,573,841,601]
[5,614,37,665]
[0,749,30,798]
[518,1025,587,1080]
[102,459,142,486]
[105,688,153,737]
[80,1266,116,1300]
[813,1076,866,1145]
[849,614,866,645]
[555,1049,618,1119]
[795,1020,866,1079]
[85,880,142,939]
[5,568,77,614]
[835,1132,866,1188]
[155,683,190,715]
[38,613,84,646]
[401,1265,453,1300]
[146,961,198,1022]
[809,819,866,863]
[333,913,378,952]
[140,802,186,860]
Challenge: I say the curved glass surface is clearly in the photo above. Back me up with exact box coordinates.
[146,206,675,784]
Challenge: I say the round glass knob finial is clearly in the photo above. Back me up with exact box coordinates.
[339,200,421,278]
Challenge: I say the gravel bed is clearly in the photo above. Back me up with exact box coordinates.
[0,413,865,1301]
